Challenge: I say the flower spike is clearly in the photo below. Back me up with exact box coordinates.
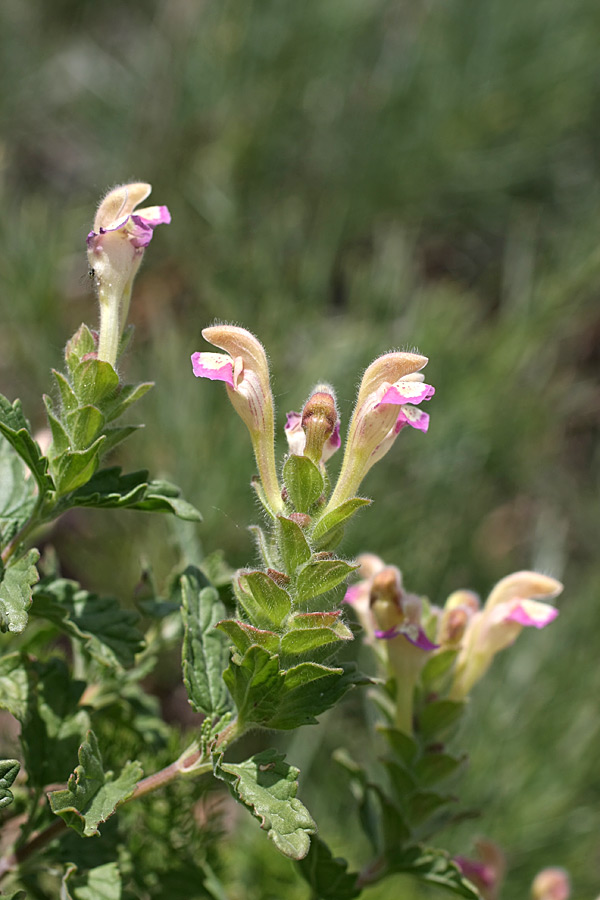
[192,325,283,514]
[87,182,171,366]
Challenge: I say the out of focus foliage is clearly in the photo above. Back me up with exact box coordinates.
[1,0,599,896]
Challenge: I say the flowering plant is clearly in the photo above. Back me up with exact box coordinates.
[0,186,567,900]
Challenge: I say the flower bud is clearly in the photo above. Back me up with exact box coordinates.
[437,590,480,648]
[87,183,170,366]
[192,325,283,513]
[531,867,570,900]
[284,386,341,465]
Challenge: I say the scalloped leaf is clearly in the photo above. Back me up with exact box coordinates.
[0,549,40,634]
[48,731,142,837]
[282,455,324,513]
[213,749,316,859]
[20,658,90,788]
[223,646,282,727]
[67,467,202,521]
[181,566,233,718]
[0,759,20,809]
[31,578,145,668]
[270,661,369,729]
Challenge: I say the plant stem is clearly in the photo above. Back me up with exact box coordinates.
[0,725,241,883]
[1,497,45,565]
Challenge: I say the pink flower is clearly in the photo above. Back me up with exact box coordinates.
[455,839,505,900]
[449,571,562,700]
[344,554,438,734]
[344,556,438,652]
[87,183,170,366]
[531,867,571,900]
[191,325,283,514]
[325,352,434,511]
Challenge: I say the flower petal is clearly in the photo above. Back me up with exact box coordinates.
[502,599,559,629]
[135,205,172,226]
[374,624,439,651]
[191,352,235,387]
[396,405,430,432]
[380,382,435,406]
[284,411,306,455]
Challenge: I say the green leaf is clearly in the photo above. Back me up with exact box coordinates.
[216,619,280,655]
[297,837,360,899]
[0,653,29,719]
[44,394,71,455]
[276,516,311,575]
[282,455,324,513]
[378,727,419,767]
[52,437,105,496]
[65,405,105,450]
[102,382,153,423]
[419,699,465,740]
[223,646,282,727]
[295,559,358,605]
[181,566,233,718]
[414,752,465,787]
[52,369,78,414]
[2,891,26,899]
[0,435,37,544]
[214,749,316,860]
[0,549,40,633]
[238,571,291,627]
[48,731,142,837]
[0,394,53,495]
[270,661,369,729]
[407,790,456,826]
[61,862,122,900]
[0,759,20,809]
[65,324,96,368]
[311,498,371,543]
[281,611,353,656]
[21,658,90,787]
[71,359,119,407]
[31,579,145,668]
[67,467,202,521]
[421,649,458,689]
[389,844,480,898]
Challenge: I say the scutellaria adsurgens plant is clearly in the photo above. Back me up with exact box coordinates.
[0,184,565,900]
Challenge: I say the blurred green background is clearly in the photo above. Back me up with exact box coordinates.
[1,0,599,896]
